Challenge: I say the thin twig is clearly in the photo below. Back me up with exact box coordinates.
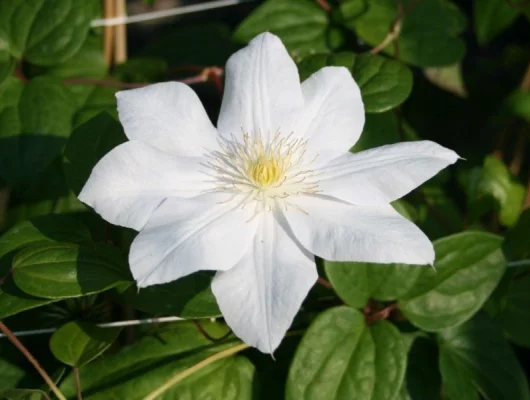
[509,130,526,175]
[507,0,530,10]
[0,321,67,400]
[62,67,222,90]
[364,303,398,324]
[370,0,404,55]
[369,0,421,55]
[315,0,331,12]
[317,277,332,289]
[194,321,233,343]
[73,367,83,400]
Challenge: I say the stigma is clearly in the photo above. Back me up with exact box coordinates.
[204,130,320,207]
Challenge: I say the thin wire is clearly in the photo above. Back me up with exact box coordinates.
[91,0,256,27]
[0,315,212,339]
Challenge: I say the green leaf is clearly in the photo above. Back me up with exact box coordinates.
[0,215,87,317]
[0,214,91,263]
[59,322,254,399]
[0,38,14,85]
[474,0,520,46]
[0,0,95,65]
[115,272,220,318]
[493,273,530,348]
[0,214,89,318]
[345,0,466,67]
[438,313,530,400]
[504,89,530,123]
[324,261,422,308]
[0,389,49,400]
[0,358,26,390]
[286,306,406,400]
[12,243,131,299]
[234,0,332,58]
[352,112,400,152]
[298,52,412,113]
[0,277,57,319]
[424,63,468,98]
[0,77,77,190]
[398,232,506,331]
[71,85,118,127]
[462,156,525,227]
[64,112,126,195]
[41,36,107,79]
[50,321,120,367]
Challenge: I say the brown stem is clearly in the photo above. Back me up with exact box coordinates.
[364,303,397,324]
[509,131,527,175]
[370,0,404,55]
[13,62,27,82]
[315,0,331,12]
[74,367,83,400]
[507,0,530,10]
[62,67,222,90]
[193,321,232,343]
[317,277,332,289]
[0,321,67,400]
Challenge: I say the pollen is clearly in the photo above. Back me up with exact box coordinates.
[249,154,283,187]
[203,130,320,210]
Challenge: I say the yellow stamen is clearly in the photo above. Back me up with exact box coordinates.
[249,154,283,186]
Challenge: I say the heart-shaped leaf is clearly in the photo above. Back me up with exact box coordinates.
[287,306,406,400]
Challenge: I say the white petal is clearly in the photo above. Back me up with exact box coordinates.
[79,141,212,231]
[217,32,304,141]
[129,192,259,288]
[116,82,219,156]
[284,195,434,265]
[212,212,317,354]
[318,141,460,205]
[298,67,365,158]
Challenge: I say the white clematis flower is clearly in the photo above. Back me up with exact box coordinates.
[79,32,459,353]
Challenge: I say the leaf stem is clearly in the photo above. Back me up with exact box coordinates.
[0,321,67,400]
[142,343,249,400]
[73,367,83,400]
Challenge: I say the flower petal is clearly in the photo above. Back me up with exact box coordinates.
[116,82,219,156]
[284,195,434,265]
[129,192,259,288]
[217,32,304,141]
[298,67,365,158]
[318,141,460,205]
[79,141,212,231]
[212,212,317,354]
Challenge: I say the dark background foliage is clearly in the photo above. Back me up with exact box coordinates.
[0,0,530,399]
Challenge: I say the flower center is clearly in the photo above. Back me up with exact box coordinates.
[204,131,320,209]
[249,154,283,187]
